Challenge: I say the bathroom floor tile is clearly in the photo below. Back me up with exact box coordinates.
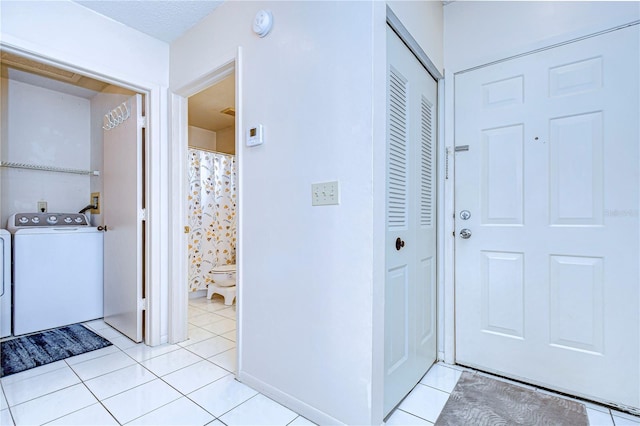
[202,318,236,335]
[65,345,119,365]
[386,409,433,425]
[84,364,156,400]
[1,386,8,410]
[125,342,181,362]
[140,348,202,377]
[586,408,614,426]
[179,327,217,347]
[1,408,13,426]
[109,335,140,350]
[95,327,126,340]
[83,319,111,331]
[612,410,640,425]
[398,384,450,423]
[45,402,119,425]
[184,336,235,359]
[288,416,318,425]
[188,375,258,418]
[200,301,230,313]
[69,351,136,381]
[161,361,229,394]
[9,383,97,426]
[101,379,181,424]
[216,307,237,320]
[220,393,298,426]
[1,360,67,385]
[127,396,215,425]
[419,363,462,393]
[221,330,237,342]
[3,366,80,406]
[209,348,237,373]
[189,312,226,327]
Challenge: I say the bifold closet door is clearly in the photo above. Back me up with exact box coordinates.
[384,25,438,416]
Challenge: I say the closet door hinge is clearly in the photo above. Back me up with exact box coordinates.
[138,116,147,128]
[138,298,147,311]
[139,208,147,221]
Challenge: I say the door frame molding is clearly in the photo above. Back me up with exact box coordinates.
[167,48,242,366]
[0,41,163,346]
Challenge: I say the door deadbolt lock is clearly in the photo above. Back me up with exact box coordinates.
[459,229,472,239]
[460,210,471,220]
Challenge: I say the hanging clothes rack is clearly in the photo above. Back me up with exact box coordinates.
[102,101,131,130]
[0,161,100,176]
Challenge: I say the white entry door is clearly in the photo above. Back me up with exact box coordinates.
[103,94,144,343]
[384,26,438,416]
[454,25,639,409]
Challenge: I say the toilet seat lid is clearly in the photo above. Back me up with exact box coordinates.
[212,264,236,273]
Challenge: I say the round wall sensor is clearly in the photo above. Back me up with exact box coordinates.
[253,9,273,37]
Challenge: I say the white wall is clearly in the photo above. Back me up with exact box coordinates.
[172,1,442,424]
[444,1,640,72]
[172,2,378,423]
[1,0,171,345]
[0,79,92,227]
[188,126,217,152]
[387,0,444,74]
[215,126,235,155]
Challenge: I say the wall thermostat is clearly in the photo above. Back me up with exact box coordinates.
[253,10,273,38]
[246,124,264,147]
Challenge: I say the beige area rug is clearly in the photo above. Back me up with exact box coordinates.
[435,372,588,426]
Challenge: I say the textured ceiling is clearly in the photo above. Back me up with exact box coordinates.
[74,0,224,43]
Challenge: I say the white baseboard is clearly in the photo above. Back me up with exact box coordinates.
[237,370,344,425]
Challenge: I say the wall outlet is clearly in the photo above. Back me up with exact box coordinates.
[311,181,340,206]
[90,192,100,214]
[37,201,47,213]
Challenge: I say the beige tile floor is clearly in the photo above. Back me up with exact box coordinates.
[1,295,639,425]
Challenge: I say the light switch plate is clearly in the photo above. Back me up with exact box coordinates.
[312,181,339,206]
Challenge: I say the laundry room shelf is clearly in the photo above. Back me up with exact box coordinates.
[0,161,100,176]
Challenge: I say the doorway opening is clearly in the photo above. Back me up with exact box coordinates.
[0,50,150,343]
[183,72,239,372]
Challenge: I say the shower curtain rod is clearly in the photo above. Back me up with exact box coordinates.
[188,146,235,156]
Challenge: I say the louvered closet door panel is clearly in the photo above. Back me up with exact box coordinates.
[384,25,438,416]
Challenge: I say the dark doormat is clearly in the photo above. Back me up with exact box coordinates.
[1,323,112,377]
[435,372,588,426]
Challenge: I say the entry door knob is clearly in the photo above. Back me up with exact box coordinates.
[459,229,472,239]
[395,237,405,251]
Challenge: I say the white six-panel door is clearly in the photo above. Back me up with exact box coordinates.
[384,26,438,416]
[103,94,144,343]
[454,25,639,409]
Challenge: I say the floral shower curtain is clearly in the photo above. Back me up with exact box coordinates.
[188,148,237,292]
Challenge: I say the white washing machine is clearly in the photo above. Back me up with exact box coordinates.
[8,213,103,336]
[0,229,11,338]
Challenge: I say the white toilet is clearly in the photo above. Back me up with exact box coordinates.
[207,264,236,305]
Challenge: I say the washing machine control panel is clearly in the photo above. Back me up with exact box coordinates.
[9,213,89,228]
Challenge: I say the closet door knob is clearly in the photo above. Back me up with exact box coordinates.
[395,237,405,251]
[98,225,108,232]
